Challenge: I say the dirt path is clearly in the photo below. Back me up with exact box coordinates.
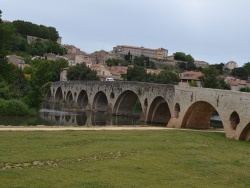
[0,126,225,133]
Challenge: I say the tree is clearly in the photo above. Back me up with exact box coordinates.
[133,56,156,69]
[174,52,186,61]
[126,66,147,82]
[151,70,180,85]
[239,87,250,92]
[189,80,198,87]
[200,66,230,90]
[49,59,68,82]
[0,60,29,99]
[124,51,132,62]
[0,21,15,59]
[12,20,59,41]
[174,52,196,71]
[67,63,99,81]
[231,67,248,80]
[23,59,68,108]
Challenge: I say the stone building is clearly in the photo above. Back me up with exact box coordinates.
[194,60,209,68]
[225,77,250,91]
[225,61,237,70]
[7,55,26,69]
[179,71,203,87]
[112,45,168,60]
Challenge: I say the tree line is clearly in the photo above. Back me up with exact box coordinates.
[12,20,59,41]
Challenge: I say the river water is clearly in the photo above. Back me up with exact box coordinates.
[0,109,222,128]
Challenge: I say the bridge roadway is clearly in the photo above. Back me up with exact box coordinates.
[46,81,250,141]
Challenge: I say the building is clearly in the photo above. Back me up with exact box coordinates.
[179,71,203,87]
[146,69,164,75]
[7,55,26,69]
[112,45,168,60]
[63,44,82,55]
[27,36,46,44]
[194,60,209,68]
[225,61,237,70]
[60,68,68,81]
[90,64,112,78]
[109,66,128,80]
[225,77,249,91]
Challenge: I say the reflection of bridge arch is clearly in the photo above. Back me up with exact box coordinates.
[147,96,171,125]
[113,90,141,117]
[76,113,87,126]
[181,101,219,129]
[77,90,88,109]
[93,91,108,112]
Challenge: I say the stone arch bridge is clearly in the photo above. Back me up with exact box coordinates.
[46,81,250,141]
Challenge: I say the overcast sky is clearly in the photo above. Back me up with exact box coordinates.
[1,0,250,66]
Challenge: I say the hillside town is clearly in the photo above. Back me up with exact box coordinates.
[7,38,248,91]
[2,17,250,92]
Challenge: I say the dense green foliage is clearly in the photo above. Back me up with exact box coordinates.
[67,63,98,81]
[126,66,180,85]
[239,87,250,92]
[0,99,36,116]
[200,66,231,90]
[0,14,66,57]
[133,56,156,69]
[231,62,250,80]
[106,51,156,69]
[24,59,68,108]
[174,52,197,70]
[106,58,130,67]
[0,130,249,187]
[12,20,59,41]
[149,70,180,85]
[26,39,66,56]
[0,21,15,59]
[0,10,68,112]
[126,66,148,82]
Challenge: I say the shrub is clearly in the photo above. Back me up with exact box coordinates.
[0,99,36,116]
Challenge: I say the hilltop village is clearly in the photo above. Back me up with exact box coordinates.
[2,18,250,97]
[8,40,249,91]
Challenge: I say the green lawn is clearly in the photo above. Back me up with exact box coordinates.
[0,130,249,188]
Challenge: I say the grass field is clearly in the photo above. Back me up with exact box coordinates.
[0,130,249,188]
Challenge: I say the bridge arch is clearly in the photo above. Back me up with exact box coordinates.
[66,91,74,108]
[229,111,240,131]
[77,90,88,109]
[181,101,219,129]
[147,96,171,125]
[45,89,52,101]
[113,90,141,116]
[93,91,108,112]
[55,87,63,102]
[239,123,250,141]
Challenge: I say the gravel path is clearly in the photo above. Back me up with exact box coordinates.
[0,126,225,133]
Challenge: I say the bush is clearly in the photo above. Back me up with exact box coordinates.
[0,99,36,116]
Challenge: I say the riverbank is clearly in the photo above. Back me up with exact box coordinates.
[0,125,225,133]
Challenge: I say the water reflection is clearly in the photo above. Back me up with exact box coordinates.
[0,109,222,128]
[38,109,144,126]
